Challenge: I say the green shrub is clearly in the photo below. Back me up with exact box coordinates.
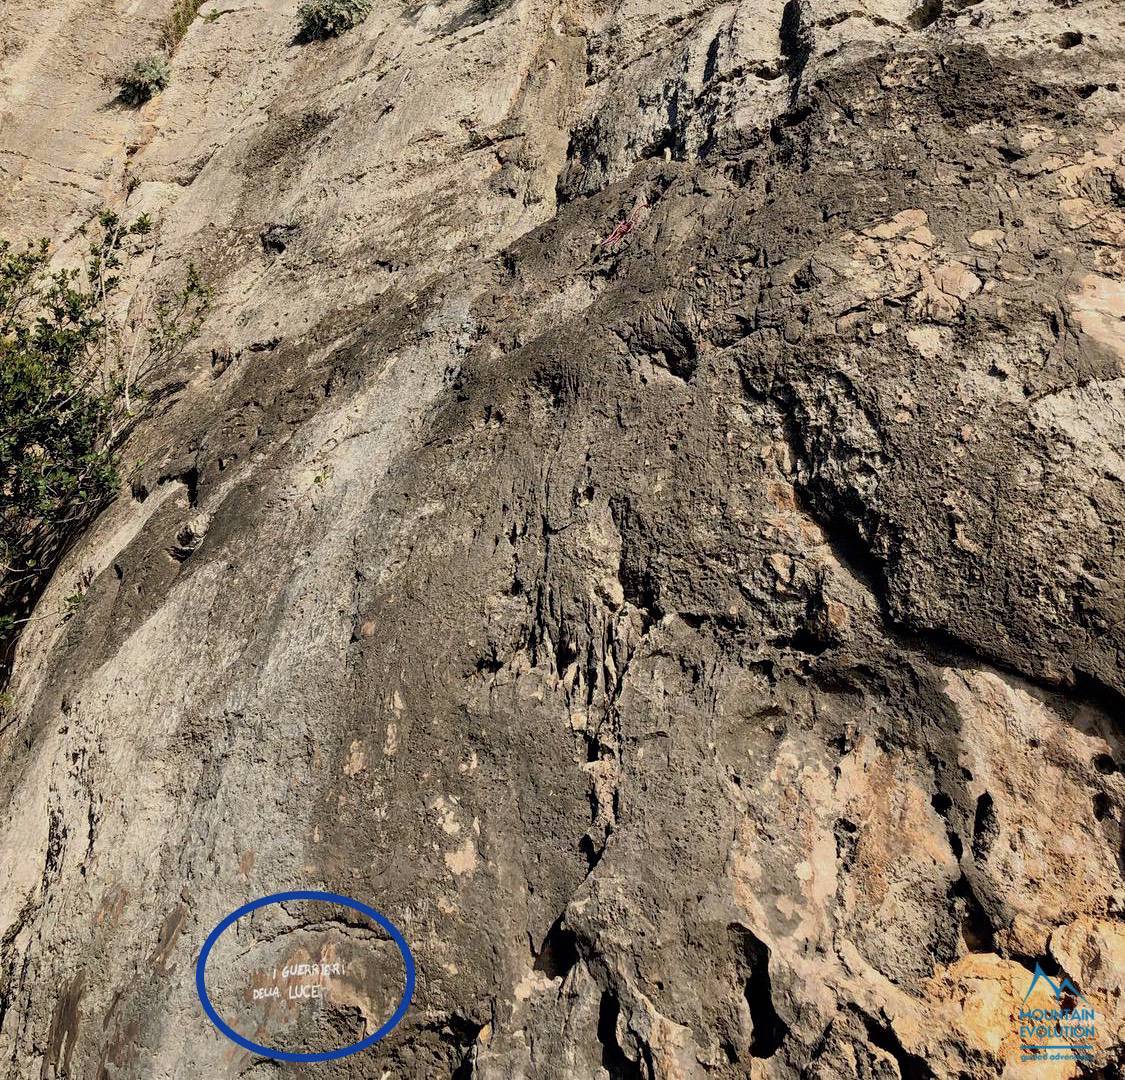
[119,54,171,106]
[162,0,207,52]
[297,0,372,40]
[0,212,210,650]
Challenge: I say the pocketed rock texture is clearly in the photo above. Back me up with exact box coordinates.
[2,1,1125,1077]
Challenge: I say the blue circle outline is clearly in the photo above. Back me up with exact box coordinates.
[195,890,416,1063]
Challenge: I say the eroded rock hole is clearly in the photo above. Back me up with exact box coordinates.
[908,0,944,30]
[1093,753,1117,775]
[732,926,790,1059]
[451,1051,474,1080]
[971,792,998,860]
[442,1013,488,1080]
[1093,791,1112,821]
[856,1009,937,1080]
[579,833,604,872]
[779,0,804,61]
[952,874,995,953]
[597,991,643,1079]
[931,791,964,860]
[533,915,578,980]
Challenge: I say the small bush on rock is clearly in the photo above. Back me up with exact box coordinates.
[119,55,171,106]
[162,0,207,52]
[0,212,210,655]
[297,0,372,40]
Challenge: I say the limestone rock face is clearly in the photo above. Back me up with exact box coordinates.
[1,1,1124,1077]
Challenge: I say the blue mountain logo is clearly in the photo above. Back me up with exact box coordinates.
[1023,962,1089,1004]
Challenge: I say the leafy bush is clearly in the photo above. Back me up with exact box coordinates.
[0,212,210,651]
[162,0,207,52]
[119,55,171,106]
[297,0,372,40]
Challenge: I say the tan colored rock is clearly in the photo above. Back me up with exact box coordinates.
[969,228,1005,249]
[1070,273,1125,366]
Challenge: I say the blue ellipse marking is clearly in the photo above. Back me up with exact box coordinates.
[195,890,416,1063]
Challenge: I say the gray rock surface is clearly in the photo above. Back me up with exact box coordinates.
[1,0,1124,1077]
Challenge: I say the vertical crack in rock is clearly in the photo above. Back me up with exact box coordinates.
[597,990,646,1080]
[732,925,791,1059]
